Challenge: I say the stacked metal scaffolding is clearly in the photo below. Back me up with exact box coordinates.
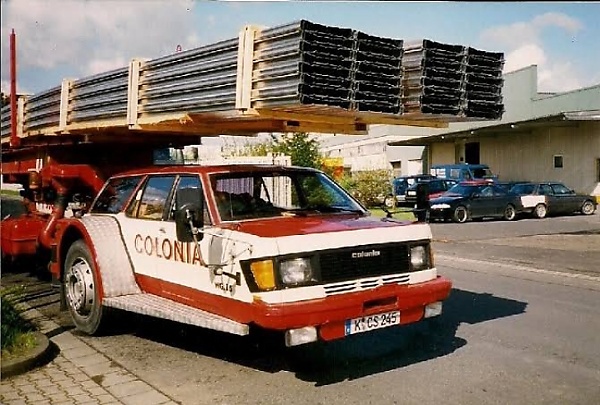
[401,39,504,119]
[352,31,403,114]
[1,20,507,142]
[252,20,356,109]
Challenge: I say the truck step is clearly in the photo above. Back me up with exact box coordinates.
[103,294,249,336]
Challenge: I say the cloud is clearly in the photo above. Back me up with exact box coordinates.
[481,12,582,48]
[480,12,586,92]
[1,0,199,78]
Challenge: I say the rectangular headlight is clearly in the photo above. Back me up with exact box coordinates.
[410,245,429,271]
[280,258,314,285]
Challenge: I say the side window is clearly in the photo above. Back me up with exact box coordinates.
[136,176,176,220]
[480,186,494,197]
[91,176,143,214]
[551,184,571,195]
[539,185,553,195]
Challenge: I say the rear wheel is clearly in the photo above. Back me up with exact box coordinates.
[581,200,596,215]
[64,240,105,335]
[452,206,468,223]
[533,203,547,219]
[503,204,516,221]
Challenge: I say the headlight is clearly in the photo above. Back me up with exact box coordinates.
[280,258,314,285]
[430,203,451,209]
[410,245,429,271]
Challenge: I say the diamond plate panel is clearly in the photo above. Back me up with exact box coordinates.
[104,294,249,336]
[80,215,141,297]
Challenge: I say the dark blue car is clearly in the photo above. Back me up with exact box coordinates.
[429,182,524,223]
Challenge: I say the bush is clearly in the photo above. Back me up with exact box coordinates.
[1,287,36,352]
[345,170,392,208]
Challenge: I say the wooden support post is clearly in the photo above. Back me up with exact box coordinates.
[127,59,142,127]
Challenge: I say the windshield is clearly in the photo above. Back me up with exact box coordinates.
[445,184,480,197]
[210,170,366,221]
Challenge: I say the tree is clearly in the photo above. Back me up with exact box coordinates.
[233,132,324,169]
[272,132,322,169]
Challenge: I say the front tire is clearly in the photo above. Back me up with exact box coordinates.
[533,203,547,219]
[503,204,516,221]
[64,240,105,335]
[581,200,596,215]
[452,206,469,223]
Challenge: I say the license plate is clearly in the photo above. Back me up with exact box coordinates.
[407,190,416,196]
[344,311,400,335]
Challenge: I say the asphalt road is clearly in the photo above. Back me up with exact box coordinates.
[2,196,599,404]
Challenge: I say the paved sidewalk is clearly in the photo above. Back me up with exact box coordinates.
[1,305,179,405]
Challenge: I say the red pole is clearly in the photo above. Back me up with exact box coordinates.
[10,28,20,148]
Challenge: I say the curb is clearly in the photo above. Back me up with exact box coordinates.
[1,331,58,380]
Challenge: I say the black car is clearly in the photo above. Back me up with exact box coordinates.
[384,174,435,208]
[429,182,524,223]
[509,182,597,218]
[404,178,458,206]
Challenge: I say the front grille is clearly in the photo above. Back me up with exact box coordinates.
[318,243,412,283]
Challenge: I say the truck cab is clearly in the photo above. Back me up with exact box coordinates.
[430,164,497,182]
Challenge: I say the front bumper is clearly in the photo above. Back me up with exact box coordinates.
[251,276,452,341]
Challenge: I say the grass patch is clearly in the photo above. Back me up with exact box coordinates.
[369,207,416,221]
[1,286,38,360]
[0,189,22,197]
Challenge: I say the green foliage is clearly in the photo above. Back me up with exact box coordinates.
[233,133,324,169]
[349,169,393,208]
[1,286,35,351]
[272,133,322,169]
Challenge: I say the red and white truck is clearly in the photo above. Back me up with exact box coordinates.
[0,22,464,347]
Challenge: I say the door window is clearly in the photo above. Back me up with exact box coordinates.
[133,176,176,220]
[551,183,571,195]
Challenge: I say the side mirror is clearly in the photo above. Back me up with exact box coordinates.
[471,192,480,198]
[175,188,204,242]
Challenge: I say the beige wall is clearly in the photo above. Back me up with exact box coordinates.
[431,121,599,195]
[430,143,456,165]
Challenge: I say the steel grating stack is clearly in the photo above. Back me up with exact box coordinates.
[352,31,404,114]
[401,39,504,119]
[402,40,467,116]
[252,20,405,114]
[252,20,356,110]
[462,47,505,119]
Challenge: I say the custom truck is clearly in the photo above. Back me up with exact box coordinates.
[1,20,504,346]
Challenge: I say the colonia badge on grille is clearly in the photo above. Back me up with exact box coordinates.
[351,250,381,258]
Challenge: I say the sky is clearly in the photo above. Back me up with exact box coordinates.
[1,1,599,96]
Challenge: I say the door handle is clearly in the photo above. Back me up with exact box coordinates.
[159,227,166,233]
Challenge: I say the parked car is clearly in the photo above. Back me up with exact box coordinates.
[429,181,524,223]
[404,178,458,206]
[383,174,435,208]
[509,182,597,218]
[429,164,497,182]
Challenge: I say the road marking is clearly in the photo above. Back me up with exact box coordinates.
[436,254,600,282]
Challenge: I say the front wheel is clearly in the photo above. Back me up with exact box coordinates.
[503,204,516,221]
[581,200,596,215]
[452,206,469,223]
[64,240,105,335]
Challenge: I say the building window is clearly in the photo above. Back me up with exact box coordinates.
[553,155,563,169]
[597,159,600,182]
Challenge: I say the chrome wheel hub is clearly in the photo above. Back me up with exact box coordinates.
[65,258,95,316]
